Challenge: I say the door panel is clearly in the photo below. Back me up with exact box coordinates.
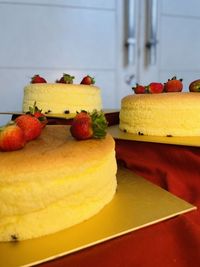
[160,16,200,70]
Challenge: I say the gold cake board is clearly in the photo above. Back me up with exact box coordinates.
[108,125,200,147]
[0,167,195,267]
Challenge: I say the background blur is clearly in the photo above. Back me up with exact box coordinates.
[1,0,200,125]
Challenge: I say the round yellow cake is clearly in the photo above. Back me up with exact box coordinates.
[23,83,102,114]
[0,125,117,242]
[119,92,200,136]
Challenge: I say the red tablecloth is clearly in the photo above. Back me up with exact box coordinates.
[39,139,200,267]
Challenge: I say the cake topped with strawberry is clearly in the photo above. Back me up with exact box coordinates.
[0,111,117,241]
[22,73,102,115]
[120,76,200,136]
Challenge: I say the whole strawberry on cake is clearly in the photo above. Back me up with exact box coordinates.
[22,74,102,115]
[120,76,200,136]
[0,110,117,242]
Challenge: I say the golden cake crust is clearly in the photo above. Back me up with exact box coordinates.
[122,91,200,106]
[0,125,114,183]
[120,92,200,136]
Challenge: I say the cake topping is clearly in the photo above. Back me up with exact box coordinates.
[0,121,26,152]
[189,79,200,92]
[31,74,47,84]
[80,75,95,85]
[70,110,108,140]
[132,82,164,94]
[15,114,42,142]
[164,76,183,92]
[132,76,184,94]
[27,102,47,129]
[147,82,164,93]
[56,73,75,84]
[132,83,146,94]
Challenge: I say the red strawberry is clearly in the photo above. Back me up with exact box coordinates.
[15,114,42,141]
[28,102,47,129]
[80,75,95,85]
[56,73,75,84]
[33,111,48,128]
[0,122,26,152]
[70,110,107,140]
[164,76,183,92]
[74,110,91,121]
[147,82,164,93]
[189,79,200,92]
[70,117,93,140]
[31,75,47,84]
[132,83,146,94]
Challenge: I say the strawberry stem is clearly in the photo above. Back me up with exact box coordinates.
[91,110,108,139]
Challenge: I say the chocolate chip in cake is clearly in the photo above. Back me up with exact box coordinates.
[10,234,19,242]
[123,129,127,133]
[166,134,173,137]
[138,132,144,135]
[64,110,70,114]
[45,110,52,114]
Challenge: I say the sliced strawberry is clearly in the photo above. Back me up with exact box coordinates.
[147,82,164,93]
[70,110,107,140]
[132,83,146,94]
[15,114,42,141]
[80,75,95,85]
[31,75,47,84]
[56,73,75,84]
[164,76,183,92]
[0,122,26,152]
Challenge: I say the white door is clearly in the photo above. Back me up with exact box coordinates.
[125,0,200,90]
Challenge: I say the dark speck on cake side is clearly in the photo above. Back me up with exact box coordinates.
[10,234,19,242]
[45,110,52,114]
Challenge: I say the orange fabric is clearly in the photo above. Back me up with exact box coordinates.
[39,140,200,267]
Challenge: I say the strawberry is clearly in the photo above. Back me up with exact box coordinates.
[147,82,164,93]
[31,74,47,84]
[28,102,47,129]
[189,79,200,92]
[80,75,95,85]
[74,110,91,121]
[15,114,42,141]
[164,76,183,92]
[70,110,108,140]
[0,122,26,152]
[132,83,146,94]
[56,73,75,84]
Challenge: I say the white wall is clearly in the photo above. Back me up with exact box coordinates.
[0,0,119,125]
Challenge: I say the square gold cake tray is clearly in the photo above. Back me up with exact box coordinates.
[108,125,200,147]
[0,167,195,267]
